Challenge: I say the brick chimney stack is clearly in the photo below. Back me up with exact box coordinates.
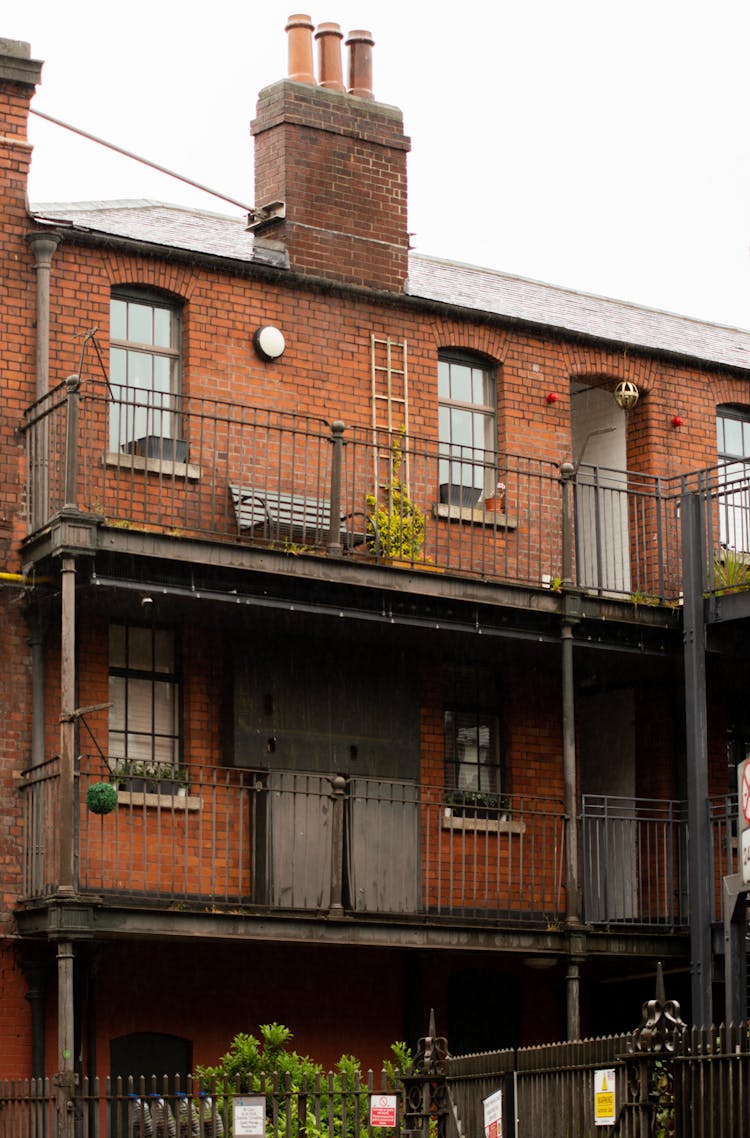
[250,15,410,292]
[0,39,42,212]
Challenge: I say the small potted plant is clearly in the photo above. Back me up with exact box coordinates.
[483,481,506,512]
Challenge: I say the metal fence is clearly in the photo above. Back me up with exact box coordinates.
[0,1071,402,1138]
[7,1022,750,1138]
[445,1023,750,1137]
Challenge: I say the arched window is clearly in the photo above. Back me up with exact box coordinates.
[110,289,183,458]
[438,352,496,506]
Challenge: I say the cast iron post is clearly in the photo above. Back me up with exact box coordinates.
[681,490,712,1026]
[401,1010,448,1138]
[327,420,345,555]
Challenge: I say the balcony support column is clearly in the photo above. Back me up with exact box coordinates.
[58,555,77,895]
[681,490,712,1026]
[562,618,580,927]
[55,940,76,1138]
[565,949,584,1040]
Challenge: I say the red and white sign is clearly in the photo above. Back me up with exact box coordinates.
[740,759,750,829]
[483,1089,503,1138]
[369,1095,398,1128]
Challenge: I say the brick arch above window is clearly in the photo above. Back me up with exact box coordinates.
[712,377,750,409]
[102,251,198,300]
[428,315,510,364]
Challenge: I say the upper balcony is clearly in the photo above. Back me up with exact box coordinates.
[21,379,750,611]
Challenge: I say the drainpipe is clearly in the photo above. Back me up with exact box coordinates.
[27,232,60,398]
[28,611,46,768]
[27,232,59,531]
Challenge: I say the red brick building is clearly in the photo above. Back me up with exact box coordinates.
[1,17,749,1083]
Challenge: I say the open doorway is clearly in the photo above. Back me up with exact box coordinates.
[571,384,630,593]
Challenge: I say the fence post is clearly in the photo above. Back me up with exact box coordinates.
[620,963,686,1137]
[560,462,575,586]
[401,1011,448,1138]
[329,775,347,913]
[327,420,345,556]
[63,375,81,511]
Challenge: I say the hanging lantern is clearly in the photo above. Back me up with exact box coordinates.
[613,380,639,410]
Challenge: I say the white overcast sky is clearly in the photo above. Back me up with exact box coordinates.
[3,1,750,331]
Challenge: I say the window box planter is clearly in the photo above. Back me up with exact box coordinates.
[444,790,510,819]
[439,483,482,507]
[123,436,188,463]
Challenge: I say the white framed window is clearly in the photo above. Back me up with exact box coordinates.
[109,624,180,773]
[716,405,750,551]
[109,291,182,455]
[438,353,496,506]
[445,711,502,798]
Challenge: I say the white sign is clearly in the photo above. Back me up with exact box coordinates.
[483,1088,503,1138]
[594,1068,616,1126]
[369,1094,398,1128]
[233,1097,266,1138]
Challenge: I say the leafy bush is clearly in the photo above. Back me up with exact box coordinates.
[194,1024,412,1138]
[366,434,425,561]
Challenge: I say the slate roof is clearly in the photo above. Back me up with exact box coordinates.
[31,199,750,374]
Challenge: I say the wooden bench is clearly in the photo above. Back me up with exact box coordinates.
[229,486,367,549]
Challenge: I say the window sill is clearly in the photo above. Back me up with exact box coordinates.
[105,451,201,481]
[433,503,517,529]
[116,790,201,811]
[442,812,525,835]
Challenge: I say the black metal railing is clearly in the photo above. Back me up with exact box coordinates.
[21,757,710,932]
[23,382,700,599]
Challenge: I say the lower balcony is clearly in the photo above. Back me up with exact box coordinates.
[18,759,699,934]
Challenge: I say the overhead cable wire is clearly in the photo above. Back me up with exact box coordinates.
[30,108,252,212]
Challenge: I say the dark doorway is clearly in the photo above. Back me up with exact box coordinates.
[446,969,520,1053]
[110,1031,191,1083]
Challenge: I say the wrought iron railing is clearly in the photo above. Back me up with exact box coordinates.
[20,757,568,924]
[580,795,688,927]
[21,757,709,932]
[22,382,697,599]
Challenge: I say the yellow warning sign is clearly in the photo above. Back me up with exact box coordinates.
[594,1068,616,1126]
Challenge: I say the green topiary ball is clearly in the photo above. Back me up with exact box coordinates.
[86,781,119,815]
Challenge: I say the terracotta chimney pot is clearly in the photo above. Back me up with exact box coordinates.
[345,29,374,99]
[315,22,345,92]
[286,13,316,85]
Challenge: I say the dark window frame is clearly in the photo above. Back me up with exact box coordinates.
[108,622,182,780]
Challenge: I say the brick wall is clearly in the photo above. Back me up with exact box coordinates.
[251,80,410,290]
